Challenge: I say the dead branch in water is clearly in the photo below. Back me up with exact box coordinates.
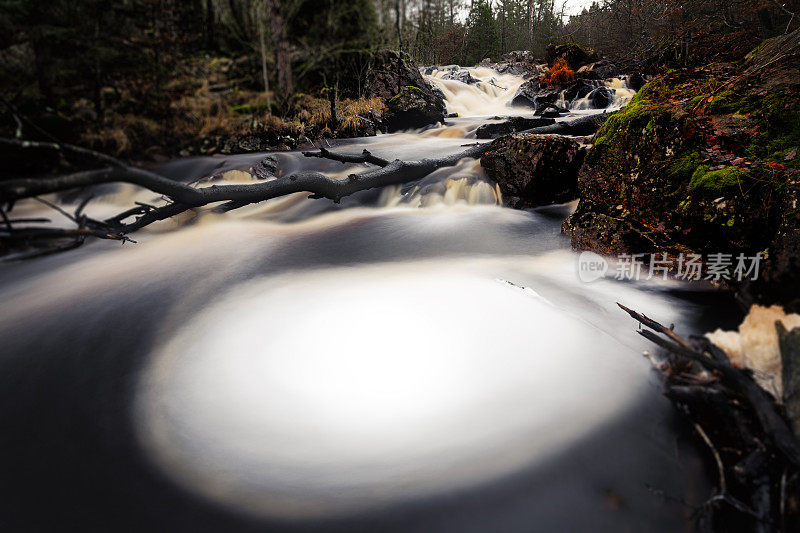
[619,303,800,531]
[0,138,489,258]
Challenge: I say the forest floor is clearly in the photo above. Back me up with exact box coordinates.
[15,54,385,162]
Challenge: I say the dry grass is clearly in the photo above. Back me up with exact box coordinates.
[543,58,576,87]
[81,114,162,156]
[80,56,390,156]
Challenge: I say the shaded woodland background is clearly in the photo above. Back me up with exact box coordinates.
[0,0,797,158]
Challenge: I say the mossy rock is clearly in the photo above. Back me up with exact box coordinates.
[689,165,748,193]
[545,43,598,69]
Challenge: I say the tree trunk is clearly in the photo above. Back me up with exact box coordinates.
[258,14,271,117]
[204,0,215,49]
[266,0,293,112]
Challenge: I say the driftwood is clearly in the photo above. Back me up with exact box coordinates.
[520,113,609,136]
[0,138,489,258]
[619,303,800,532]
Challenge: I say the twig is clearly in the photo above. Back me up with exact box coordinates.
[695,422,727,493]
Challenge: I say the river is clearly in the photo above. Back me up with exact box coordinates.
[0,66,739,532]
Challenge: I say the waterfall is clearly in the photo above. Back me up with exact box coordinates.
[425,66,530,116]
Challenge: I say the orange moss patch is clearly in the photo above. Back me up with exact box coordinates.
[543,58,575,87]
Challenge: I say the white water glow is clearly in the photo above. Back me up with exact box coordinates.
[135,256,661,520]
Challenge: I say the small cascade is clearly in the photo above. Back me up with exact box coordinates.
[380,159,502,208]
[562,77,637,111]
[425,64,639,117]
[424,66,529,117]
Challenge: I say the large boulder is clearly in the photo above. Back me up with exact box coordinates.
[368,50,427,100]
[576,60,618,80]
[510,78,542,108]
[627,73,646,91]
[480,133,585,209]
[563,29,800,310]
[545,43,599,70]
[367,50,445,132]
[383,85,445,131]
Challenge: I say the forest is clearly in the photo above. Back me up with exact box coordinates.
[1,0,800,532]
[2,0,796,159]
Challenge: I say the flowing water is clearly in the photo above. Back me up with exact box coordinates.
[0,67,735,532]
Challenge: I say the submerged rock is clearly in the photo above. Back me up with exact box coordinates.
[480,133,585,208]
[475,117,555,139]
[442,70,478,85]
[588,86,614,109]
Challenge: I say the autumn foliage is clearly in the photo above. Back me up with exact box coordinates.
[543,58,575,87]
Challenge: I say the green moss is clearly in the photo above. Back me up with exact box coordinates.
[593,98,656,146]
[685,95,704,110]
[668,151,702,181]
[708,90,739,114]
[231,102,270,115]
[389,85,424,102]
[689,165,747,193]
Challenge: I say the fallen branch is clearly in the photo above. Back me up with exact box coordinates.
[0,138,490,256]
[619,303,800,531]
[302,146,389,167]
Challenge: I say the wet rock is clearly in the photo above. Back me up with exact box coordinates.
[576,60,618,80]
[480,133,585,208]
[562,79,596,102]
[534,103,567,117]
[510,78,542,108]
[499,50,537,63]
[532,87,562,109]
[742,179,800,313]
[482,58,545,79]
[475,117,556,139]
[540,108,561,118]
[252,156,279,180]
[588,86,614,109]
[628,73,646,91]
[220,133,279,154]
[384,85,445,131]
[431,86,446,101]
[442,70,478,85]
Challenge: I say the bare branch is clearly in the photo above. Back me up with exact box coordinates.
[302,146,390,167]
